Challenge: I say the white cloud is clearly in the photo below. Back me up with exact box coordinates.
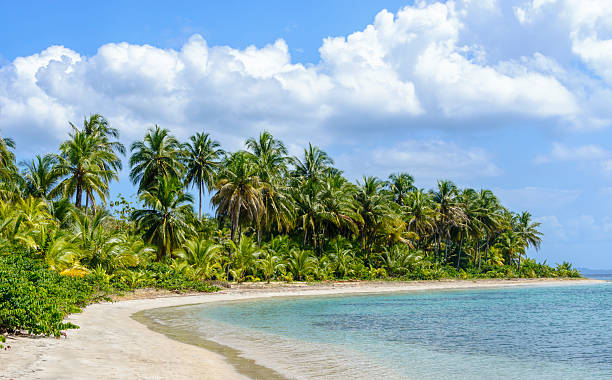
[534,142,610,163]
[336,139,501,182]
[0,1,588,157]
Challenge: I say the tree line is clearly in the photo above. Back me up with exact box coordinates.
[0,114,558,283]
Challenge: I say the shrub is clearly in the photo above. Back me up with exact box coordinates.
[0,255,94,337]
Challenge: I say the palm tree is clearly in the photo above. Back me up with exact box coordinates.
[225,235,261,282]
[131,176,195,260]
[291,185,325,249]
[184,132,224,218]
[430,180,465,263]
[72,115,125,209]
[476,189,502,268]
[291,143,333,184]
[257,249,285,283]
[176,237,222,279]
[496,230,523,267]
[354,176,393,261]
[246,131,288,183]
[53,131,116,209]
[76,114,125,167]
[404,189,435,250]
[246,132,293,242]
[21,154,60,199]
[387,173,415,206]
[285,248,316,281]
[0,130,21,200]
[0,130,16,178]
[211,151,263,242]
[514,211,543,270]
[130,125,184,192]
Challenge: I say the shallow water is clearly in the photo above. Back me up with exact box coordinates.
[145,284,612,379]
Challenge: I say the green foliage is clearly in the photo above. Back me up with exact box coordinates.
[138,262,218,292]
[0,254,92,337]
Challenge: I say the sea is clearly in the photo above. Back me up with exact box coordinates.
[143,283,611,379]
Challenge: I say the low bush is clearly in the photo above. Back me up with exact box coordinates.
[0,254,94,337]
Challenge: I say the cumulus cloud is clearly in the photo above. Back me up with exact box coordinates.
[514,0,612,85]
[336,139,501,183]
[0,0,594,158]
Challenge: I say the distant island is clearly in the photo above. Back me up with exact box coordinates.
[0,114,580,341]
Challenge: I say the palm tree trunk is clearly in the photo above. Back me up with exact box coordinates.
[75,182,82,208]
[456,234,464,270]
[257,222,262,247]
[199,184,202,219]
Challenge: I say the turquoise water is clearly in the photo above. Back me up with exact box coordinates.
[148,284,611,379]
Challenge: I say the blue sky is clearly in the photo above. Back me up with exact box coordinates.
[1,0,612,268]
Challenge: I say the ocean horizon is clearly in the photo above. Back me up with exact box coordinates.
[143,283,611,379]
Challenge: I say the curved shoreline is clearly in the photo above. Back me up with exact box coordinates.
[1,278,606,379]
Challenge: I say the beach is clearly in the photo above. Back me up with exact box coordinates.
[1,278,605,380]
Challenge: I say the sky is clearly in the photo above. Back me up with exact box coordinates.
[1,0,612,268]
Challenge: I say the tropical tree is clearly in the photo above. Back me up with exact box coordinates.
[354,176,393,261]
[257,249,285,283]
[291,143,333,185]
[211,151,263,242]
[404,189,435,250]
[430,180,465,263]
[131,176,195,260]
[176,237,222,279]
[225,235,261,282]
[21,154,60,199]
[246,132,294,241]
[129,125,184,192]
[387,173,415,206]
[514,211,543,270]
[285,248,316,281]
[184,132,224,218]
[53,130,116,209]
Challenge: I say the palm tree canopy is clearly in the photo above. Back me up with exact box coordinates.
[130,125,184,192]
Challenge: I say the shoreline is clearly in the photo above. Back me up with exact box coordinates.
[1,278,606,379]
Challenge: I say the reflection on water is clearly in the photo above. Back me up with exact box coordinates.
[144,284,612,380]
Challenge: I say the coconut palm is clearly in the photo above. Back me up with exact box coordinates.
[21,154,60,199]
[291,143,333,184]
[0,130,16,177]
[129,125,184,192]
[225,235,262,282]
[257,249,285,283]
[354,176,393,260]
[285,248,316,281]
[132,176,195,260]
[211,151,263,242]
[52,131,116,209]
[176,237,222,279]
[404,189,436,249]
[246,132,293,241]
[184,132,224,218]
[387,173,415,206]
[514,211,543,270]
[246,131,288,183]
[430,180,465,263]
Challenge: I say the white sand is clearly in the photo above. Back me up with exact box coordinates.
[1,278,605,380]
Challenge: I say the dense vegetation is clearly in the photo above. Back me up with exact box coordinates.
[0,115,580,339]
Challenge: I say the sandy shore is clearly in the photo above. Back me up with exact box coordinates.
[1,278,605,380]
